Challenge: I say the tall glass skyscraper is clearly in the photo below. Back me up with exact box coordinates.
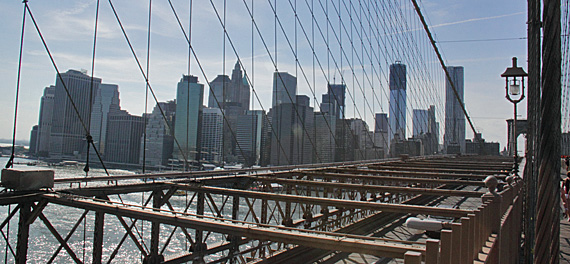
[208,75,230,108]
[174,75,204,162]
[50,69,101,158]
[388,62,406,143]
[272,72,297,107]
[412,109,429,137]
[374,113,389,158]
[36,85,55,157]
[140,100,176,166]
[444,66,465,153]
[236,110,266,166]
[90,83,120,155]
[201,107,224,163]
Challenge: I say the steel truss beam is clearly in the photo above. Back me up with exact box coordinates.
[40,193,426,259]
[294,171,487,186]
[327,167,507,179]
[248,176,484,197]
[386,160,512,170]
[169,184,470,217]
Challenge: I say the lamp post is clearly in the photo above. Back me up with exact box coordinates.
[501,57,527,176]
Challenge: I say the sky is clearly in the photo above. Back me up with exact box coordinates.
[0,0,527,151]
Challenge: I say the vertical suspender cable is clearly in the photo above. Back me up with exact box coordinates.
[84,0,101,176]
[84,0,100,260]
[248,0,255,165]
[142,0,153,174]
[141,0,153,260]
[525,0,541,260]
[5,0,27,169]
[25,2,111,177]
[222,0,226,165]
[5,2,26,262]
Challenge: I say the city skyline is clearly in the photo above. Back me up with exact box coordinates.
[0,1,528,151]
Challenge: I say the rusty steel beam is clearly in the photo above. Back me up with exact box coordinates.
[169,184,471,218]
[331,167,508,177]
[385,161,512,171]
[249,176,484,197]
[328,168,497,179]
[15,202,31,264]
[92,196,106,264]
[59,172,482,206]
[49,156,476,186]
[40,193,426,258]
[0,192,43,206]
[295,171,486,187]
[392,157,513,165]
[51,157,411,185]
[38,212,83,263]
[259,189,447,263]
[47,210,89,263]
[163,238,250,264]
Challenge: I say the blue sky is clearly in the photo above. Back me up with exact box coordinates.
[0,0,527,151]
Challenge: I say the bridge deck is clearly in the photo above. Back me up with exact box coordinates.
[0,155,516,263]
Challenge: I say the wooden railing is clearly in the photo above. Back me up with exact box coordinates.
[403,180,523,264]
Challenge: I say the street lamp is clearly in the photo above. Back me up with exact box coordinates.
[501,57,527,176]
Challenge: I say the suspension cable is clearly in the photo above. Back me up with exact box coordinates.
[25,2,111,176]
[141,0,153,174]
[84,0,101,176]
[5,0,27,169]
[106,0,191,169]
[411,0,480,140]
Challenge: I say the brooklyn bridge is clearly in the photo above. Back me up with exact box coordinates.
[0,0,568,263]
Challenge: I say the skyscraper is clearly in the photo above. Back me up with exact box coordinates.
[36,85,55,157]
[208,75,230,108]
[348,118,375,160]
[208,62,251,163]
[50,69,101,158]
[230,61,250,111]
[322,84,346,119]
[201,108,224,163]
[272,72,297,107]
[140,101,176,167]
[174,75,204,162]
[90,83,120,155]
[270,94,314,166]
[29,125,38,155]
[389,62,406,143]
[105,110,145,164]
[412,109,429,137]
[314,111,336,163]
[236,110,267,166]
[427,105,439,154]
[208,61,250,111]
[374,113,389,158]
[444,66,466,153]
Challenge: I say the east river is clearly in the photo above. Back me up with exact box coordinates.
[0,156,232,263]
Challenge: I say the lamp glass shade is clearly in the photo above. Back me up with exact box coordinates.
[509,79,520,95]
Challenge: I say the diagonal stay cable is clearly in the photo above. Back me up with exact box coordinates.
[166,0,293,165]
[210,0,324,164]
[24,2,110,176]
[4,0,27,169]
[411,0,480,140]
[84,0,101,176]
[106,0,191,169]
[269,0,362,160]
[165,0,261,166]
